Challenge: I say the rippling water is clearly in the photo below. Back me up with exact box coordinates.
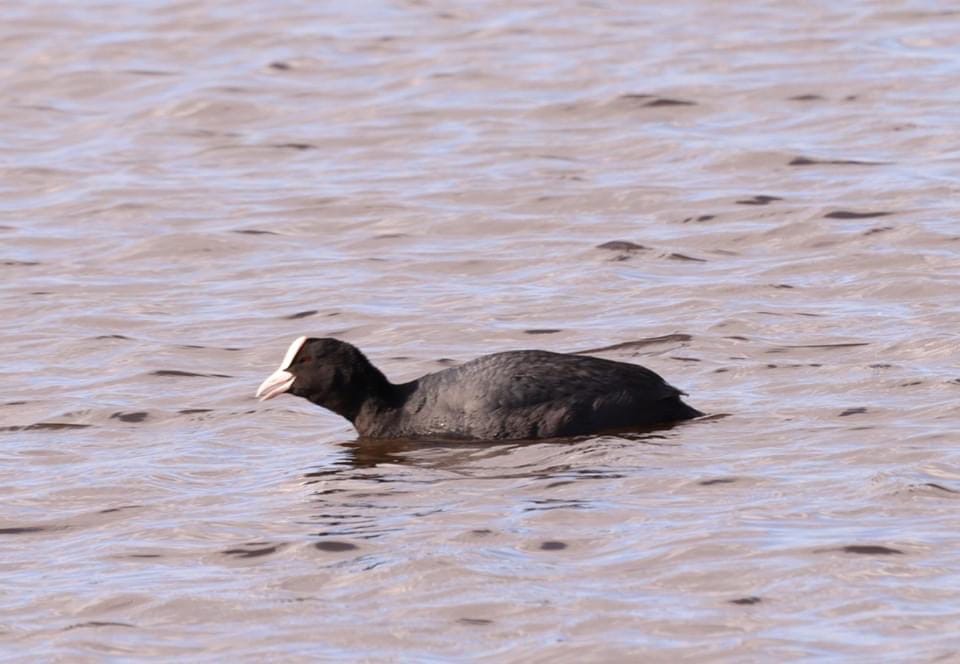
[3,1,960,659]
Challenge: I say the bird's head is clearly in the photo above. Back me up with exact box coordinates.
[255,336,386,421]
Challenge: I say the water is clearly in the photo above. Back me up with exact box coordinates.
[2,0,960,659]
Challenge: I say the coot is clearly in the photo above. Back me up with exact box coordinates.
[256,337,702,440]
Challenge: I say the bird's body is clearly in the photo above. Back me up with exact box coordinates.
[256,337,702,441]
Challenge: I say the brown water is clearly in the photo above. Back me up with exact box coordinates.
[3,1,960,660]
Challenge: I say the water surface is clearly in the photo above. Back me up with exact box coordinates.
[2,0,960,660]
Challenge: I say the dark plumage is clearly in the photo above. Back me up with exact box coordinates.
[256,337,702,440]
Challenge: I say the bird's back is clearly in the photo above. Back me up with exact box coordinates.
[377,350,697,440]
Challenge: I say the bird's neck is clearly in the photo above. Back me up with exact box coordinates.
[351,380,417,437]
[311,363,398,425]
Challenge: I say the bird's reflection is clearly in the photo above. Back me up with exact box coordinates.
[298,427,683,545]
[339,437,539,470]
[304,423,683,481]
[302,437,555,484]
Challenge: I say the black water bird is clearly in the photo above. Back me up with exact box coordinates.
[256,337,702,440]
